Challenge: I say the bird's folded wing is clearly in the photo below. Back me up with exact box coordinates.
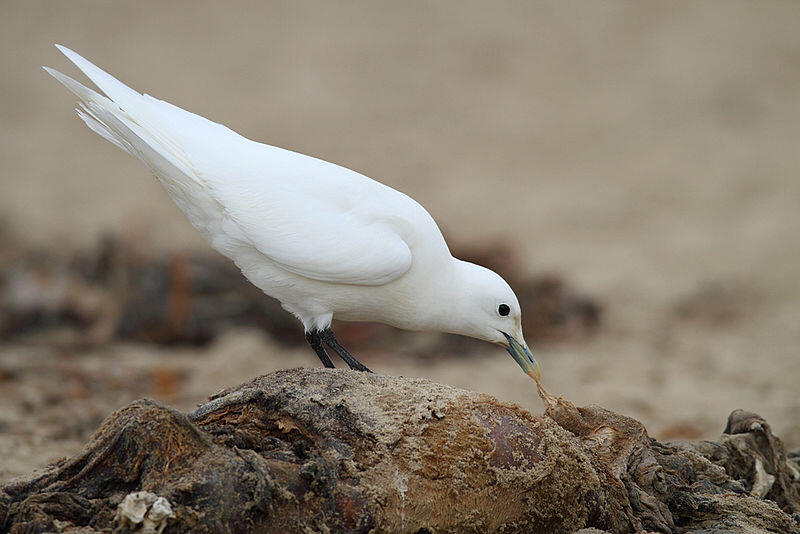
[46,46,412,287]
[229,195,413,286]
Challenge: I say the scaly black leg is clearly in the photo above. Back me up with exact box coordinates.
[305,330,335,368]
[319,328,373,372]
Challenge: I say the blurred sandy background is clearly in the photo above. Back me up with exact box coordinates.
[1,1,799,481]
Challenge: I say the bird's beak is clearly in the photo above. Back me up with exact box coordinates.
[502,332,540,381]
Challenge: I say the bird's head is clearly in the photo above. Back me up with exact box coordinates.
[442,260,540,381]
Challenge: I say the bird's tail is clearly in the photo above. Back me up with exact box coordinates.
[43,61,133,155]
[42,44,220,183]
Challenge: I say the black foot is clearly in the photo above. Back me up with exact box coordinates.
[319,328,373,372]
[305,330,335,368]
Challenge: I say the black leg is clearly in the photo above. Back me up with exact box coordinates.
[305,330,335,368]
[319,328,373,372]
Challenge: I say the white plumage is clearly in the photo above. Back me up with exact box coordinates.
[45,44,540,379]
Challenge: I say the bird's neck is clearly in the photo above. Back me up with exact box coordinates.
[404,258,480,336]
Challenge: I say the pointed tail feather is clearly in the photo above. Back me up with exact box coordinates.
[54,44,143,118]
[49,44,194,167]
[43,57,196,182]
[43,66,132,154]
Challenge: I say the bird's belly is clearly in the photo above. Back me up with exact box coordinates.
[229,247,371,316]
[227,237,447,332]
[240,262,411,325]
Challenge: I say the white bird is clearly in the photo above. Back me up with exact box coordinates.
[44,45,540,380]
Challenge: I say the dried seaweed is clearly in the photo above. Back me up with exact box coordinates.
[0,235,601,351]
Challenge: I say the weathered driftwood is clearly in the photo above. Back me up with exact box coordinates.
[1,369,798,533]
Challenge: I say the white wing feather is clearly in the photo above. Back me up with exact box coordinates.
[45,46,412,286]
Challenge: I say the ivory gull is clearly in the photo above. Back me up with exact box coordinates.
[44,45,540,380]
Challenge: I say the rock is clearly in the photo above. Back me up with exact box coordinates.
[1,368,798,533]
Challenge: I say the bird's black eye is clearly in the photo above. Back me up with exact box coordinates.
[498,304,510,316]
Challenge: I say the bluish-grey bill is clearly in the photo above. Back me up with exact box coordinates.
[503,332,540,380]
